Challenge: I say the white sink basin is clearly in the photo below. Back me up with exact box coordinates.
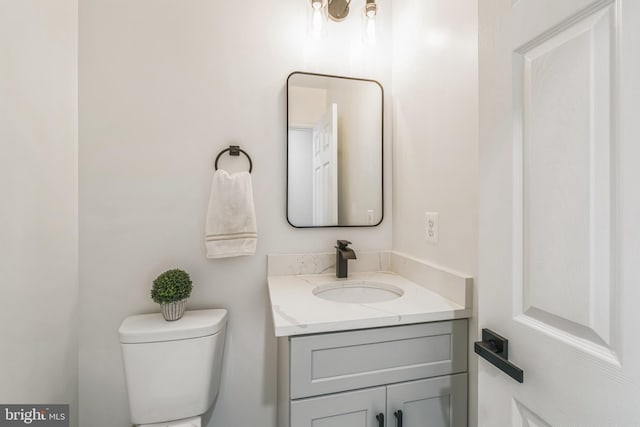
[312,280,404,304]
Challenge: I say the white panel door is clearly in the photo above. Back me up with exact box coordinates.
[312,103,338,226]
[479,0,640,426]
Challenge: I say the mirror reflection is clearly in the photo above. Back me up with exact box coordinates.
[287,72,383,227]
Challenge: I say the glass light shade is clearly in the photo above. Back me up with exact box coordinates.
[362,9,377,45]
[309,0,327,39]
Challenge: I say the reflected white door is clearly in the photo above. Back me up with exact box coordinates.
[312,103,338,226]
[479,0,640,425]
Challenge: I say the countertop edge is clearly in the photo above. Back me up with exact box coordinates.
[273,307,472,337]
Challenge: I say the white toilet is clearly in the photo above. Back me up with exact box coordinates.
[119,309,228,427]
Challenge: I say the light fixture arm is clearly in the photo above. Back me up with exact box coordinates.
[328,0,352,22]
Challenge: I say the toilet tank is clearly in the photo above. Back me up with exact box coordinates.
[119,309,228,425]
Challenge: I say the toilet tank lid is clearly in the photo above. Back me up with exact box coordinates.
[119,309,228,344]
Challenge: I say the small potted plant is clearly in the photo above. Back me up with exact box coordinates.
[151,268,193,321]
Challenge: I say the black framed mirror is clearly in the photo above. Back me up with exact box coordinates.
[286,71,383,227]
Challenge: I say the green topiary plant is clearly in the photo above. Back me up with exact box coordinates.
[151,268,193,304]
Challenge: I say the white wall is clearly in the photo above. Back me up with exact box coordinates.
[391,0,478,425]
[288,86,327,127]
[78,1,392,426]
[0,1,78,425]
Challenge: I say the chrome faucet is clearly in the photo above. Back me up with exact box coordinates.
[335,240,357,278]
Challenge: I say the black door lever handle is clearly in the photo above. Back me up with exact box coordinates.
[474,328,524,383]
[394,409,403,427]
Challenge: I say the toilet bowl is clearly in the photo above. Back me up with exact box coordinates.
[138,415,201,427]
[119,309,228,426]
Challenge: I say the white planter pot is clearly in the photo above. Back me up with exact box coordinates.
[161,299,187,321]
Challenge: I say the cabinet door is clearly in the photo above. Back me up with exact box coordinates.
[291,386,386,427]
[386,374,467,427]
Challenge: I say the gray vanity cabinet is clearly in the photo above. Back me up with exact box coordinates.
[277,319,468,427]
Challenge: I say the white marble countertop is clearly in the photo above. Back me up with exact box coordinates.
[268,271,471,337]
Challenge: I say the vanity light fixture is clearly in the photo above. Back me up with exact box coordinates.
[308,0,379,45]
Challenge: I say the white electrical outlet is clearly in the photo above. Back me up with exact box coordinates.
[425,212,439,244]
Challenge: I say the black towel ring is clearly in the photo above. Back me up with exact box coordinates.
[214,145,253,173]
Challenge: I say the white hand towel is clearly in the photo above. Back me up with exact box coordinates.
[205,169,257,258]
